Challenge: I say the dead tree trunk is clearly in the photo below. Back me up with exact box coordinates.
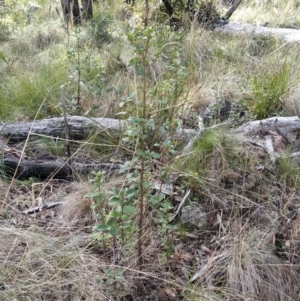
[82,0,93,20]
[224,0,242,20]
[162,0,173,17]
[61,0,81,25]
[124,0,135,6]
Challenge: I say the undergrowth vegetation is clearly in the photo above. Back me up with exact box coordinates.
[1,0,300,300]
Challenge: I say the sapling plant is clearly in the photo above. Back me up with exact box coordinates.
[91,26,185,268]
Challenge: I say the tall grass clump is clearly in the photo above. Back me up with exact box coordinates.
[246,62,292,119]
[0,62,68,120]
[189,225,300,301]
[176,128,236,175]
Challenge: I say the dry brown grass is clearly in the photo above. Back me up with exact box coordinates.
[58,182,95,229]
[232,0,300,27]
[199,225,300,300]
[0,226,109,301]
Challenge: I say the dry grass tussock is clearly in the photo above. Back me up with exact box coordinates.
[0,226,110,301]
[191,224,300,300]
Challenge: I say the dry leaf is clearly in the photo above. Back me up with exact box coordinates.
[158,287,176,300]
[180,253,194,261]
[297,208,300,223]
[173,247,180,261]
[201,245,212,255]
[174,195,183,203]
[184,232,198,238]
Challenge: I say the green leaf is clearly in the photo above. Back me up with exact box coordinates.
[125,188,137,198]
[150,151,160,159]
[109,226,117,236]
[112,210,121,218]
[108,196,121,205]
[0,50,6,61]
[135,65,143,76]
[146,119,155,128]
[129,57,142,66]
[142,181,150,189]
[120,161,132,173]
[123,205,135,216]
[126,128,140,136]
[84,192,100,198]
[95,224,109,231]
[136,149,145,157]
[122,137,131,143]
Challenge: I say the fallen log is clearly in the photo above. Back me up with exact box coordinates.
[215,21,300,43]
[3,154,123,179]
[232,116,300,162]
[182,116,300,162]
[0,116,195,144]
[0,116,197,180]
[232,116,300,142]
[0,116,125,143]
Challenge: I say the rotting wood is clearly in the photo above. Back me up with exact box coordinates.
[232,116,300,141]
[183,116,300,163]
[2,154,123,179]
[0,116,126,143]
[231,116,300,161]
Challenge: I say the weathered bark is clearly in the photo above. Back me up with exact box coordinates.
[0,116,197,179]
[0,116,126,143]
[232,116,300,163]
[82,0,93,20]
[22,200,63,214]
[2,154,123,179]
[232,116,300,141]
[182,116,300,162]
[0,116,195,145]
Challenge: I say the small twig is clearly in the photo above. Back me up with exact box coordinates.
[61,96,71,159]
[22,201,63,215]
[169,189,191,222]
[61,94,72,177]
[265,135,276,163]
